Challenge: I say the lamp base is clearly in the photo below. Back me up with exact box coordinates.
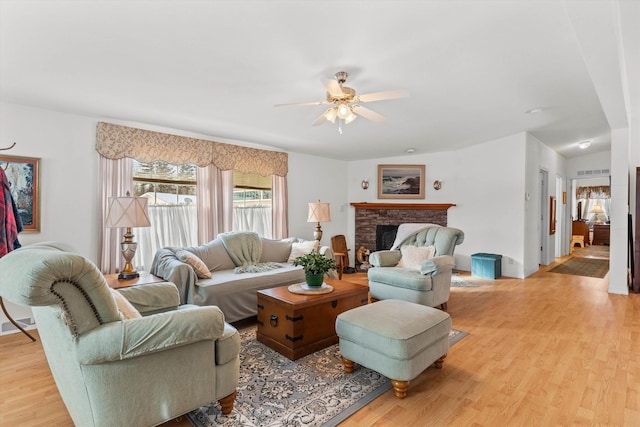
[117,271,140,280]
[119,229,140,280]
[313,222,323,242]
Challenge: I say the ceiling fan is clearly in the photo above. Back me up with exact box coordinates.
[276,71,409,132]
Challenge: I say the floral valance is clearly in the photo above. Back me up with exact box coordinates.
[95,122,288,176]
[576,186,610,199]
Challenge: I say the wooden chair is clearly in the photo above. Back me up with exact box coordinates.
[331,235,352,277]
[572,220,590,246]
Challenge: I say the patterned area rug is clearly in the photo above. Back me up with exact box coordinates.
[548,257,609,278]
[188,326,467,427]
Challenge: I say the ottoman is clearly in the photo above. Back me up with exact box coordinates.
[335,299,451,398]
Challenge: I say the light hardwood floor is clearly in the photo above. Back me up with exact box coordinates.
[1,250,638,426]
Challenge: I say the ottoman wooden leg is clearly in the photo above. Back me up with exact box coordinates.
[219,390,237,415]
[341,356,355,373]
[391,380,410,399]
[434,353,447,369]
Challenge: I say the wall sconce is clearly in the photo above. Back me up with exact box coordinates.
[433,180,442,190]
[361,179,369,190]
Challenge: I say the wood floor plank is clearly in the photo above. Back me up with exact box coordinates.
[1,253,639,426]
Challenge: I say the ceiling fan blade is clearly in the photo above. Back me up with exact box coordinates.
[355,89,409,103]
[323,79,344,97]
[275,100,328,107]
[352,105,386,122]
[312,112,329,126]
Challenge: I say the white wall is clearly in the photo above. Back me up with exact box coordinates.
[1,103,100,257]
[566,151,611,178]
[287,151,348,245]
[610,128,630,294]
[0,102,347,334]
[348,132,533,278]
[1,103,100,333]
[527,133,568,269]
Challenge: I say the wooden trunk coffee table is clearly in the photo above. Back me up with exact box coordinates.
[257,278,369,360]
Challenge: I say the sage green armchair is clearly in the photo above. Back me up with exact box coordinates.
[368,226,464,310]
[0,242,240,427]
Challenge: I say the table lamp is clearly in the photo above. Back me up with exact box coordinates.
[307,200,331,242]
[590,205,606,223]
[105,191,151,279]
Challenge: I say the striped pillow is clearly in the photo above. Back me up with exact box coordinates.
[176,249,212,279]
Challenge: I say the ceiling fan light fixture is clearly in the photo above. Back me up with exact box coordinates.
[578,140,591,149]
[337,103,351,120]
[324,107,337,123]
[344,112,357,124]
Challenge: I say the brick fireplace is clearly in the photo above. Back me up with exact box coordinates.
[351,203,456,253]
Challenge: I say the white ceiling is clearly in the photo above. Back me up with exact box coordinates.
[0,0,623,161]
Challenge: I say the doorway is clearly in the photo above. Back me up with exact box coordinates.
[540,169,549,265]
[569,176,611,252]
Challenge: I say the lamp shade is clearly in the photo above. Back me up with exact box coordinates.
[590,205,604,214]
[307,202,331,223]
[105,195,151,228]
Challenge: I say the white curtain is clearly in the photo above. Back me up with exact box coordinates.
[233,206,272,238]
[135,204,198,272]
[196,165,233,244]
[98,157,133,274]
[271,175,288,239]
[100,155,287,274]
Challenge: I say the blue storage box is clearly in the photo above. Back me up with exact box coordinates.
[471,253,502,279]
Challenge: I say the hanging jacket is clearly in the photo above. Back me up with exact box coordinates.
[1,167,23,258]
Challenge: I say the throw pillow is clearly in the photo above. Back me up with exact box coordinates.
[175,249,212,279]
[287,240,319,263]
[260,238,294,263]
[110,289,142,320]
[396,245,436,270]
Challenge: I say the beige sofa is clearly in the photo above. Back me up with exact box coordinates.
[150,233,335,322]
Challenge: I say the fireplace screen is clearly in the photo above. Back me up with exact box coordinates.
[376,225,399,251]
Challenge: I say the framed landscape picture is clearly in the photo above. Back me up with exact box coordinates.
[1,155,40,232]
[378,164,425,199]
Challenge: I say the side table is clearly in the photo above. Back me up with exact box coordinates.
[105,273,165,290]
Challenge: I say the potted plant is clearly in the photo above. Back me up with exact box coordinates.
[293,250,337,287]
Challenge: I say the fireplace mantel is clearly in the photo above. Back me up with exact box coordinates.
[350,202,456,210]
[352,203,455,257]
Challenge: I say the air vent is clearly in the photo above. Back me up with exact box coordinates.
[576,169,610,177]
[1,317,35,333]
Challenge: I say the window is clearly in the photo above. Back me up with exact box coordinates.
[133,160,197,205]
[233,171,273,237]
[97,122,289,273]
[132,160,198,271]
[131,164,275,269]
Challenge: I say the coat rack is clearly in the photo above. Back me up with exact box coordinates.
[0,142,36,342]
